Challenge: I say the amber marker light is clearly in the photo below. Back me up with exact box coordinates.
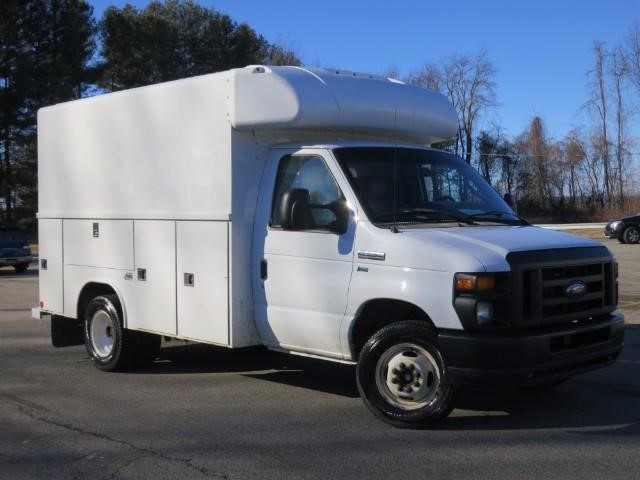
[455,273,497,293]
[455,274,475,292]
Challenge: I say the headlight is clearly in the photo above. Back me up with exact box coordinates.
[609,220,622,230]
[453,272,510,330]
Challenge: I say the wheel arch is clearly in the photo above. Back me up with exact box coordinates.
[76,282,127,326]
[348,298,435,361]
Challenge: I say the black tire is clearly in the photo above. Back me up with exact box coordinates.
[84,294,136,371]
[14,263,28,273]
[356,320,457,428]
[622,226,640,244]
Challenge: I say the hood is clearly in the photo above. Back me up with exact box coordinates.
[400,225,603,272]
[608,213,640,223]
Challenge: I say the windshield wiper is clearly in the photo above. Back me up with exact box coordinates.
[467,210,529,225]
[372,208,476,225]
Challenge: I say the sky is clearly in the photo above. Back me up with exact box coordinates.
[89,0,640,142]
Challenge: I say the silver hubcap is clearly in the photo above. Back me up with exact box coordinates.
[90,309,115,359]
[628,229,639,243]
[375,343,441,410]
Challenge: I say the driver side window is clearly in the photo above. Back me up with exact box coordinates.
[270,155,342,230]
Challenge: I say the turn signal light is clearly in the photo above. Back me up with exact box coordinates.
[455,273,498,293]
[455,275,474,291]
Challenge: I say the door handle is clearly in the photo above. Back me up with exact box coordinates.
[260,259,268,280]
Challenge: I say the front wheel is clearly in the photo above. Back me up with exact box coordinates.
[356,321,457,428]
[623,226,640,244]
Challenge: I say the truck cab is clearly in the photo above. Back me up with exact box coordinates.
[251,142,623,426]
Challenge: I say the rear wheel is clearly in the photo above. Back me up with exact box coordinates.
[622,226,640,244]
[356,321,457,428]
[84,294,134,371]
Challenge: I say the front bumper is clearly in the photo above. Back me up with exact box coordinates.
[604,230,619,239]
[604,224,622,238]
[438,312,624,389]
[0,255,32,267]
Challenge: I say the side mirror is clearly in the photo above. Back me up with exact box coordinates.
[329,198,349,235]
[278,188,312,231]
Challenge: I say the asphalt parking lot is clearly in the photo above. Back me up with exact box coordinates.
[1,239,639,479]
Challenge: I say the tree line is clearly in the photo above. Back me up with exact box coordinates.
[0,0,300,231]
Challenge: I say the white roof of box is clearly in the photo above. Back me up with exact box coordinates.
[229,66,458,144]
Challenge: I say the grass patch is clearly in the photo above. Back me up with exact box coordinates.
[561,228,608,240]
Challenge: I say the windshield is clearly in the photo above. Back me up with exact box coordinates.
[334,147,519,227]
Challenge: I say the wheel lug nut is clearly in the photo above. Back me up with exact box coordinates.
[399,362,406,369]
[391,377,399,384]
[392,368,399,375]
[409,364,415,370]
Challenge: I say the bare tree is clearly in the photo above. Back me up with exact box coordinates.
[564,130,587,204]
[518,116,553,208]
[626,21,640,92]
[381,64,401,80]
[610,46,628,206]
[408,63,442,92]
[410,50,497,163]
[586,42,613,203]
[497,139,518,197]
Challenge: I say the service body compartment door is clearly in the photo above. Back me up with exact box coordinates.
[126,220,177,335]
[176,221,229,345]
[39,219,63,313]
[63,219,134,270]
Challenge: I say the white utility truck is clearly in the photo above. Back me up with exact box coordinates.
[37,66,624,427]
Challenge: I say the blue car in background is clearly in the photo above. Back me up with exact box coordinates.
[0,228,32,273]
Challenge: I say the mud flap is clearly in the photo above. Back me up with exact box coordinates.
[51,315,84,347]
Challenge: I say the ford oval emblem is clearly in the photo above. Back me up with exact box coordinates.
[564,281,587,298]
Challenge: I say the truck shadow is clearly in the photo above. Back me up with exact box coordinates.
[443,380,640,433]
[136,343,360,398]
[132,326,640,433]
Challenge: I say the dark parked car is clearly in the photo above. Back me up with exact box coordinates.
[604,213,640,244]
[0,228,32,273]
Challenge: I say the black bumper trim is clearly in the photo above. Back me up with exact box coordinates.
[438,312,624,389]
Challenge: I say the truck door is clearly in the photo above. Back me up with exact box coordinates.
[252,148,356,358]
